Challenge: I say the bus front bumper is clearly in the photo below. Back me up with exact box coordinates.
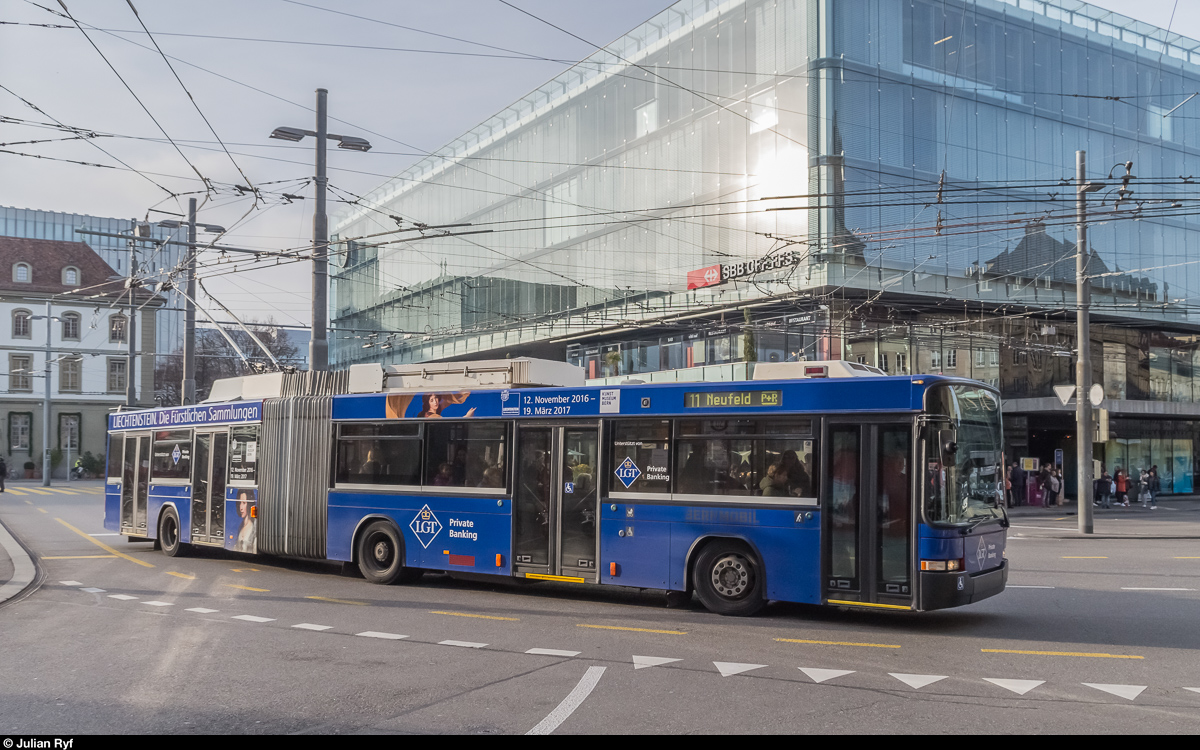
[918,560,1008,611]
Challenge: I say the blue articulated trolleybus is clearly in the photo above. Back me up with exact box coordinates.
[104,358,1008,616]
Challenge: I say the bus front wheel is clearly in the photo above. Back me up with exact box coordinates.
[357,521,423,585]
[159,507,188,558]
[693,541,764,616]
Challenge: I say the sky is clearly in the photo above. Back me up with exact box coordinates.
[2,0,1199,328]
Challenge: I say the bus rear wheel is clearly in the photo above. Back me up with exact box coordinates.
[694,541,764,616]
[159,507,188,558]
[357,521,423,585]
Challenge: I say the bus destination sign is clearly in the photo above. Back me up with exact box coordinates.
[684,390,782,409]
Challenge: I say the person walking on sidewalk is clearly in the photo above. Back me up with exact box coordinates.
[1115,468,1129,507]
[1149,465,1161,510]
[1097,468,1113,509]
[0,455,6,493]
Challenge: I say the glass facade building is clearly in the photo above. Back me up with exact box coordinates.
[0,206,185,378]
[332,0,1200,494]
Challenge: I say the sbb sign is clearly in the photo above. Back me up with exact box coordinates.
[686,251,801,289]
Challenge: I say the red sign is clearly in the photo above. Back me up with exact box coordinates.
[687,264,721,290]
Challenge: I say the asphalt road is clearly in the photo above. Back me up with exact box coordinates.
[1,482,1198,734]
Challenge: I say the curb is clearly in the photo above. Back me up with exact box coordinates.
[0,517,38,606]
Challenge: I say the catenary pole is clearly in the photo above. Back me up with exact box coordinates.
[1076,150,1094,535]
[42,300,51,487]
[312,87,329,371]
[182,197,197,405]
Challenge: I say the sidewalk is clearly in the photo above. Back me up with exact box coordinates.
[1005,495,1200,538]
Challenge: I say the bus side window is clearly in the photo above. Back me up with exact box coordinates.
[335,422,422,486]
[674,419,817,499]
[424,421,508,490]
[609,420,671,494]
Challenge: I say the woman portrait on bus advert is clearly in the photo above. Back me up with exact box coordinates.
[384,392,474,419]
[234,489,257,554]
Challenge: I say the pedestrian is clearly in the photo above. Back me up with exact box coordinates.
[1005,462,1014,508]
[1149,465,1161,510]
[1056,467,1066,507]
[1097,468,1113,509]
[1045,468,1061,507]
[1115,468,1129,507]
[0,454,6,493]
[1138,469,1151,508]
[1013,461,1027,506]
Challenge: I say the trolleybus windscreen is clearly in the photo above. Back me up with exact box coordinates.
[684,390,781,409]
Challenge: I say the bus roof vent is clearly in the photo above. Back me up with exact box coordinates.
[351,358,585,394]
[752,360,886,380]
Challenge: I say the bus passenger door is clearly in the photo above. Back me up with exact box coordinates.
[823,422,913,608]
[512,424,600,581]
[120,432,151,535]
[190,431,229,546]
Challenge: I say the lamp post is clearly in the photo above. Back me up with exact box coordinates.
[1075,151,1106,535]
[156,207,225,405]
[270,88,371,371]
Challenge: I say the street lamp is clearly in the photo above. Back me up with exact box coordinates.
[270,88,372,372]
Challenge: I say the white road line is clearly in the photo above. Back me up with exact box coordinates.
[294,623,333,631]
[526,666,606,736]
[231,615,275,623]
[142,601,173,607]
[440,640,487,649]
[1083,683,1146,701]
[186,607,219,614]
[1009,525,1082,531]
[80,587,105,593]
[632,655,681,670]
[107,594,137,601]
[1008,585,1055,589]
[59,581,83,586]
[357,631,408,640]
[89,533,121,537]
[713,662,766,677]
[526,648,581,657]
[1120,587,1196,591]
[1184,688,1200,695]
[890,673,947,690]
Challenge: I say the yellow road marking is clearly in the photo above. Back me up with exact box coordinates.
[42,555,118,559]
[431,610,518,621]
[1052,517,1069,521]
[21,488,52,495]
[231,568,259,572]
[37,508,47,514]
[43,488,79,495]
[982,648,1143,659]
[827,599,911,610]
[775,638,901,649]
[306,596,368,606]
[167,572,196,580]
[1062,556,1108,559]
[577,624,687,635]
[5,488,30,495]
[1174,557,1200,559]
[23,500,33,505]
[54,518,154,568]
[225,584,269,592]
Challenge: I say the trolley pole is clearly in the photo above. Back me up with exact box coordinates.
[127,225,138,408]
[1076,151,1095,535]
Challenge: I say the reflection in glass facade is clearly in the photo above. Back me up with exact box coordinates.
[332,0,1200,489]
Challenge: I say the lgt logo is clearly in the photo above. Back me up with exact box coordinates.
[410,505,443,549]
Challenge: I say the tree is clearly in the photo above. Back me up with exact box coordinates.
[154,318,302,404]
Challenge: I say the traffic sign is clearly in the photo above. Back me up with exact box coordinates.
[1053,385,1076,406]
[1089,383,1104,407]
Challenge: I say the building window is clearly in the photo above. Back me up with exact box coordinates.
[13,263,31,283]
[59,414,80,452]
[9,413,31,452]
[896,353,908,375]
[635,99,658,138]
[62,266,80,286]
[879,353,889,373]
[109,315,127,344]
[930,350,942,370]
[61,312,80,341]
[59,356,82,393]
[107,358,127,393]
[9,354,33,392]
[12,309,32,339]
[946,349,957,368]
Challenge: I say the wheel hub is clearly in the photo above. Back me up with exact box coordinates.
[373,540,391,564]
[711,554,750,598]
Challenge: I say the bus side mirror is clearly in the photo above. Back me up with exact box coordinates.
[939,429,958,459]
